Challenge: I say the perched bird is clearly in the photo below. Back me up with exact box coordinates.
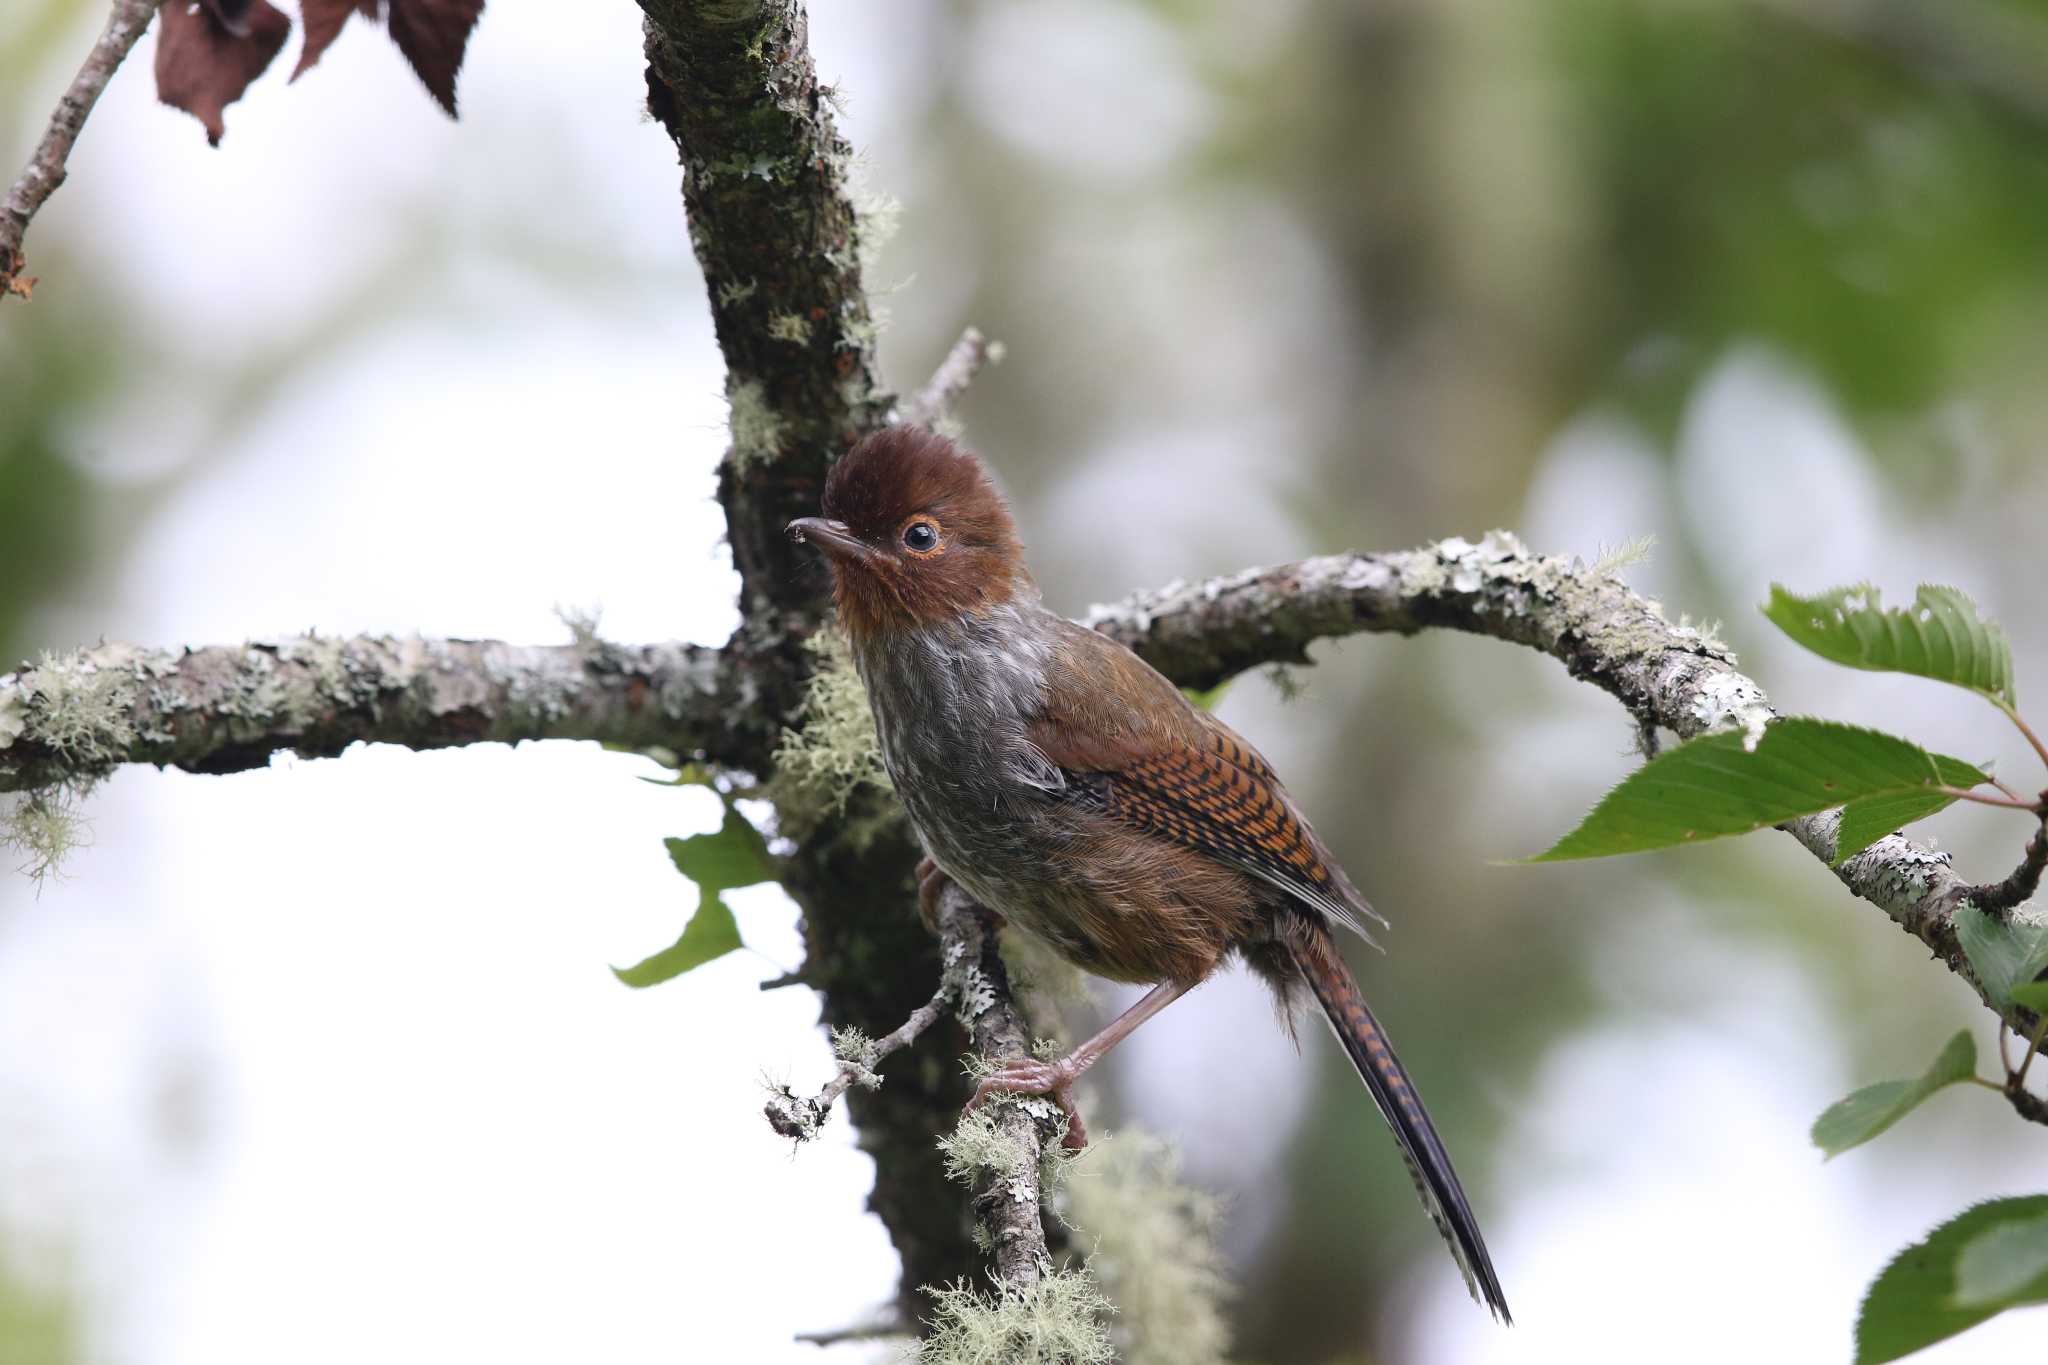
[788,426,1510,1322]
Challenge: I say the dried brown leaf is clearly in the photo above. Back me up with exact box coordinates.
[155,0,291,146]
[387,0,485,117]
[293,0,382,82]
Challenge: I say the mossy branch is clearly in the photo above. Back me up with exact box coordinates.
[0,634,739,794]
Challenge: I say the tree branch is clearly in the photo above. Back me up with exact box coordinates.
[2,0,162,300]
[1087,531,2045,1032]
[900,326,1001,430]
[0,633,737,793]
[938,883,1061,1293]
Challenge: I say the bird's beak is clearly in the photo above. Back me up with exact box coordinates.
[786,517,876,566]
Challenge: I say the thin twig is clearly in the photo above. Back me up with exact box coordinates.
[793,1318,911,1347]
[900,326,1002,429]
[764,979,952,1139]
[1970,817,2048,915]
[2,0,163,300]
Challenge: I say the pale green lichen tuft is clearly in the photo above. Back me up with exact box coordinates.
[23,651,137,763]
[830,1026,883,1090]
[725,377,789,471]
[1065,1130,1232,1365]
[772,629,889,820]
[908,1266,1115,1365]
[766,312,813,344]
[1592,533,1656,577]
[1,784,93,887]
[715,277,759,307]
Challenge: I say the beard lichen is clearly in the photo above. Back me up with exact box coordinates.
[1064,1130,1231,1365]
[770,629,890,825]
[909,1266,1115,1365]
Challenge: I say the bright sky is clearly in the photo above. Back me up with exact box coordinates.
[1,3,2043,1363]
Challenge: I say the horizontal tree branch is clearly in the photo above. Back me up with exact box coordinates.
[11,531,2036,1037]
[1087,531,2043,1032]
[0,633,736,792]
[2,0,162,300]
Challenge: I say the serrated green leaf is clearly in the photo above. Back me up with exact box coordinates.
[1811,1031,1977,1159]
[1953,906,2048,1009]
[1763,584,2017,708]
[2009,981,2048,1013]
[1857,1197,2048,1363]
[1832,752,1989,864]
[1952,1213,2048,1311]
[665,808,776,895]
[1527,719,1989,862]
[610,898,742,988]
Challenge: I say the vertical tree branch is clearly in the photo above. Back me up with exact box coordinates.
[636,1,990,1318]
[2,0,162,299]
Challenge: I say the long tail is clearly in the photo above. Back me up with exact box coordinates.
[1286,918,1511,1323]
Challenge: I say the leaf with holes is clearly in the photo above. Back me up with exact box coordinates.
[1811,1031,1977,1159]
[1763,584,2016,708]
[1953,906,2048,1009]
[1857,1197,2048,1363]
[1527,719,1989,862]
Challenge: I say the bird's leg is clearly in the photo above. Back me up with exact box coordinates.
[915,855,1003,935]
[966,979,1192,1150]
[915,856,948,935]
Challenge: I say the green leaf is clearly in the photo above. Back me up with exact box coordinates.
[1528,719,1989,862]
[1953,906,2048,1009]
[2009,981,2048,1014]
[1952,1212,2048,1310]
[1763,584,2016,709]
[665,808,776,895]
[612,809,779,989]
[1857,1196,2048,1363]
[1811,1031,1977,1159]
[611,898,743,988]
[1832,752,1989,865]
[1181,679,1233,713]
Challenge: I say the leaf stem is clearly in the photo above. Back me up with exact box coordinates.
[2016,1018,2048,1093]
[1994,701,2048,775]
[1934,785,2043,812]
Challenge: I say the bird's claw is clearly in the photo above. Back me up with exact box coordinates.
[966,1058,1088,1151]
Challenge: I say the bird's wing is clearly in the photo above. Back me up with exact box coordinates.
[1029,618,1384,944]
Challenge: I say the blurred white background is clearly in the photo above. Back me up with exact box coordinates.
[5,1,2048,1362]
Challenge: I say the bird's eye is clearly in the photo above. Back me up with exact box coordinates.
[901,520,941,555]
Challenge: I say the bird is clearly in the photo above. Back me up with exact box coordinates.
[786,425,1510,1322]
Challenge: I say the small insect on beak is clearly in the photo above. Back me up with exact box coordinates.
[786,517,877,566]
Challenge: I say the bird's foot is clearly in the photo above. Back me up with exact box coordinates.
[966,1057,1088,1151]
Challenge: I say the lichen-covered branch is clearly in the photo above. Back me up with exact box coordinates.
[2,0,162,300]
[635,0,998,1320]
[0,633,737,793]
[637,0,891,642]
[765,978,951,1141]
[1088,531,2044,1032]
[935,883,1062,1292]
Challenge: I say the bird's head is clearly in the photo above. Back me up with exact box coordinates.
[787,427,1031,639]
